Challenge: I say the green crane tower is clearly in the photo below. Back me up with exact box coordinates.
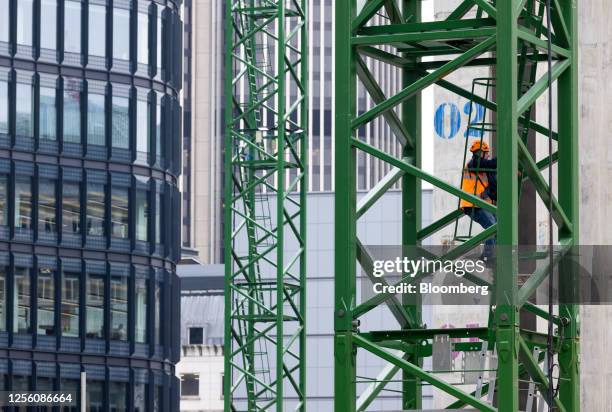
[224,0,307,411]
[334,1,579,411]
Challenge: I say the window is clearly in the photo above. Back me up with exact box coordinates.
[134,381,146,412]
[180,374,199,397]
[88,5,106,57]
[113,8,130,61]
[64,1,81,54]
[110,276,128,340]
[109,381,127,412]
[17,0,33,46]
[16,82,34,137]
[14,267,31,333]
[61,272,79,337]
[86,274,104,339]
[111,187,128,238]
[137,98,149,157]
[156,8,163,74]
[86,183,105,236]
[155,101,162,162]
[39,179,57,233]
[15,177,32,230]
[60,378,79,412]
[135,278,147,343]
[154,282,161,345]
[37,267,55,335]
[87,380,104,412]
[155,192,162,243]
[188,327,203,345]
[0,78,7,134]
[87,93,105,146]
[37,376,53,391]
[135,187,149,241]
[112,96,129,149]
[40,86,57,141]
[40,0,57,51]
[0,175,7,226]
[0,1,8,43]
[138,11,149,65]
[63,85,81,143]
[62,182,81,234]
[153,385,161,412]
[0,268,6,331]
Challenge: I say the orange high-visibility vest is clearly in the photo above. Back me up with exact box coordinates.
[460,166,490,209]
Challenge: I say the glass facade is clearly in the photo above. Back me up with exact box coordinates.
[0,0,182,409]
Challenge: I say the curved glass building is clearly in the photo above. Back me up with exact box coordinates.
[0,0,182,409]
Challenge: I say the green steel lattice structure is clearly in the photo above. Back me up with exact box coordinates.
[224,0,307,411]
[335,1,579,411]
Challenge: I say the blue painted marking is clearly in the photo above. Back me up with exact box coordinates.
[434,103,461,139]
[463,102,485,138]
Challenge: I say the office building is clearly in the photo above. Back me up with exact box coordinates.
[0,0,183,409]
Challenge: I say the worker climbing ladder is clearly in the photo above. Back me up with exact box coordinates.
[224,0,308,411]
[335,1,579,411]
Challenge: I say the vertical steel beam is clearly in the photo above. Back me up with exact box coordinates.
[223,1,233,410]
[495,1,520,410]
[225,1,307,410]
[401,1,422,410]
[334,0,357,410]
[557,1,580,410]
[299,1,309,410]
[276,3,287,410]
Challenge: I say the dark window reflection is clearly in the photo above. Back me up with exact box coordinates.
[109,381,127,412]
[86,183,105,236]
[61,272,79,337]
[60,378,78,412]
[180,374,198,397]
[86,380,104,412]
[110,275,127,340]
[39,179,57,233]
[37,267,55,335]
[62,182,81,234]
[14,267,31,333]
[111,187,128,238]
[86,274,104,339]
[15,177,32,230]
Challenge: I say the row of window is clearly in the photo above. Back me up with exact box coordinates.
[0,70,181,174]
[0,0,182,86]
[0,162,180,259]
[0,362,169,411]
[0,256,166,346]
